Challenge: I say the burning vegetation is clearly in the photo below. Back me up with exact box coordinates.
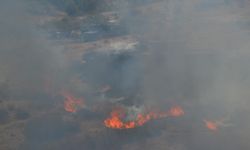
[61,91,85,113]
[104,105,184,129]
[204,120,218,131]
[1,0,250,150]
[204,118,232,132]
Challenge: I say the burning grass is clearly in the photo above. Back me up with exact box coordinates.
[104,105,184,129]
[61,91,85,113]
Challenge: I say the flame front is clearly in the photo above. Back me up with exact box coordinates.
[104,109,136,129]
[203,118,231,131]
[168,106,185,117]
[104,106,184,129]
[61,91,85,113]
[204,120,218,131]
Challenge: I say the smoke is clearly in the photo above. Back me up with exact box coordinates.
[131,0,250,114]
[0,0,65,97]
[73,0,250,148]
[124,0,250,149]
[1,0,250,149]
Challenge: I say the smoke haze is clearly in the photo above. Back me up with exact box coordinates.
[135,0,250,149]
[1,0,250,150]
[0,0,65,96]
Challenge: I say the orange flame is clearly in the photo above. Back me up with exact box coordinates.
[168,106,185,117]
[204,120,218,131]
[203,118,232,131]
[104,108,136,129]
[104,106,184,129]
[61,91,85,113]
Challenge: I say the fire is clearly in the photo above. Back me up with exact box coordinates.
[203,118,231,131]
[168,106,185,117]
[104,106,184,129]
[204,120,218,131]
[61,91,85,113]
[104,108,137,129]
